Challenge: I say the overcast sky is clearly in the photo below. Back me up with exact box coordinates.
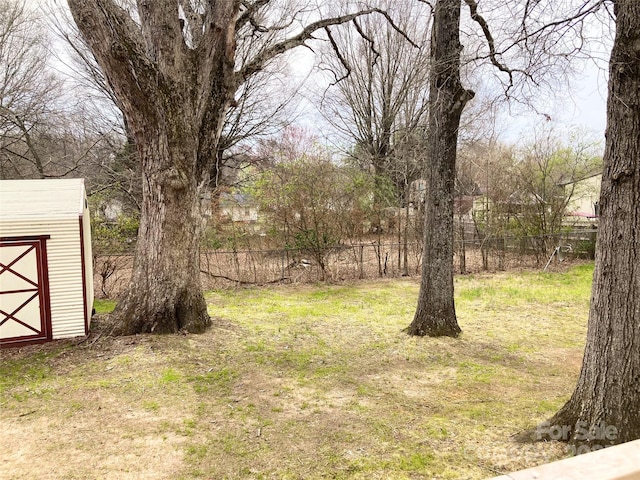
[46,0,612,150]
[555,64,609,134]
[286,44,611,150]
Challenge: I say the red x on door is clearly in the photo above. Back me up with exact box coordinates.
[0,236,52,347]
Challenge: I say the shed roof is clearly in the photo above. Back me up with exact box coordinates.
[0,179,86,220]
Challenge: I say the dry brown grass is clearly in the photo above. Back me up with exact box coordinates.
[0,264,593,479]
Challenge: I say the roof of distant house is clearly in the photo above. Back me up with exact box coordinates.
[219,192,256,207]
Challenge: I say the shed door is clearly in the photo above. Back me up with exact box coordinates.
[0,236,52,347]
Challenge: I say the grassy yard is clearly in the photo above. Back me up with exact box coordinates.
[0,264,594,479]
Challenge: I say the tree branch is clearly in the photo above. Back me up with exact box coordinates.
[512,0,607,48]
[236,8,417,84]
[463,0,518,92]
[236,0,273,31]
[67,0,160,119]
[137,0,187,74]
[417,0,435,13]
[464,0,607,100]
[324,26,351,85]
[352,18,380,67]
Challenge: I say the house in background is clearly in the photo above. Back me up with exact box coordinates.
[219,193,259,225]
[561,172,601,226]
[409,178,427,208]
[454,195,478,241]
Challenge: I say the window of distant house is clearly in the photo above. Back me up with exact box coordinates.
[245,208,250,217]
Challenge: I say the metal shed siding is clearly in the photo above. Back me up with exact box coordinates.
[81,200,94,328]
[0,179,93,343]
[0,218,87,339]
[0,179,86,220]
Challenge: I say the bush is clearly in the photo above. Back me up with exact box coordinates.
[91,215,139,254]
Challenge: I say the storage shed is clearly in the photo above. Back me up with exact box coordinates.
[0,179,94,347]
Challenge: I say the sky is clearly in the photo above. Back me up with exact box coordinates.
[286,46,611,151]
[284,4,614,150]
[42,0,612,152]
[499,65,609,144]
[553,65,609,135]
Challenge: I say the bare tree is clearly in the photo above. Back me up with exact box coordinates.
[51,1,314,216]
[315,0,433,274]
[406,0,473,337]
[0,0,61,178]
[0,0,119,186]
[528,0,640,449]
[66,0,412,335]
[317,0,431,191]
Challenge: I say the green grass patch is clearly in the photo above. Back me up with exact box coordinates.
[189,367,237,394]
[0,351,55,394]
[93,298,117,314]
[159,367,182,384]
[397,451,436,471]
[1,263,594,479]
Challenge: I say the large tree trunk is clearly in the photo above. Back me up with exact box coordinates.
[536,0,640,448]
[112,134,210,334]
[407,0,473,337]
[67,0,239,335]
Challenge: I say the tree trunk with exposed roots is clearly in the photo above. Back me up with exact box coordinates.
[67,0,239,334]
[112,137,210,334]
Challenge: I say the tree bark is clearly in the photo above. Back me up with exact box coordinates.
[112,135,210,334]
[407,0,473,337]
[67,0,239,334]
[534,0,640,447]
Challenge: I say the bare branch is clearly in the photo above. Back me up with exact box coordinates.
[352,18,380,67]
[324,26,351,85]
[512,1,607,49]
[236,8,417,84]
[236,0,273,30]
[463,0,518,92]
[66,0,159,118]
[417,0,434,13]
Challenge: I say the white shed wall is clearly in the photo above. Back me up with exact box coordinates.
[81,198,94,328]
[0,218,87,339]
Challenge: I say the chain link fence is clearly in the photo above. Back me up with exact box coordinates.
[92,229,597,298]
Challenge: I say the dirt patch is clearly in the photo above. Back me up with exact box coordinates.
[2,414,184,480]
